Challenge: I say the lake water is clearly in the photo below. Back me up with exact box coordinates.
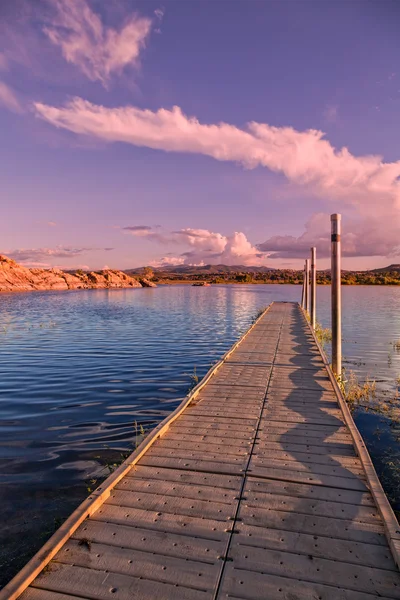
[1,284,400,587]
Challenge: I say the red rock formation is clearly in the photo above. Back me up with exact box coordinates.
[0,255,144,292]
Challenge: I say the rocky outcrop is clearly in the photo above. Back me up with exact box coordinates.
[138,278,157,288]
[0,255,144,292]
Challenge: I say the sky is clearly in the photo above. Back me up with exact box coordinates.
[1,0,400,271]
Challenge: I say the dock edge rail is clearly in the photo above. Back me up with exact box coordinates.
[0,304,273,600]
[301,304,400,570]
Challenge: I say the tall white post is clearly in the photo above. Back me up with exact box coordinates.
[304,259,310,315]
[331,214,342,377]
[301,268,305,309]
[310,247,316,329]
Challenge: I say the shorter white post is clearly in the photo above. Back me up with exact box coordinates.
[310,247,316,329]
[304,259,310,315]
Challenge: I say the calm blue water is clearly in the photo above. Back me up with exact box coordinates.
[0,284,400,585]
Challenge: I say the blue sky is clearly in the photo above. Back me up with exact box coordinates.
[1,0,400,270]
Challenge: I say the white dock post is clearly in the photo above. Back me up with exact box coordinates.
[304,259,310,316]
[331,214,342,377]
[310,247,316,329]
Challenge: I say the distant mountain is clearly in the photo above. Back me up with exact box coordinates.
[370,265,400,273]
[127,264,276,275]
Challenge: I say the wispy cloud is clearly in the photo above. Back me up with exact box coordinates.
[43,0,152,85]
[7,246,91,263]
[0,80,23,113]
[5,245,114,264]
[123,225,152,234]
[34,98,400,258]
[123,225,173,244]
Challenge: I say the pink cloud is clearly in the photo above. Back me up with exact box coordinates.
[33,98,400,258]
[0,80,23,113]
[126,226,267,266]
[43,0,152,85]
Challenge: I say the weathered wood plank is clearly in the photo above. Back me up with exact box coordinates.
[156,438,250,456]
[146,447,248,467]
[30,564,208,600]
[235,523,395,570]
[72,519,225,561]
[253,448,361,468]
[243,489,380,523]
[254,439,356,456]
[129,466,242,489]
[139,454,244,476]
[228,544,400,597]
[238,505,387,545]
[107,489,236,521]
[57,539,219,590]
[218,564,395,600]
[245,477,374,506]
[118,476,238,504]
[93,504,231,541]
[248,464,368,491]
[250,456,366,479]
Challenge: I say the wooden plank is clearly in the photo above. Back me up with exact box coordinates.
[156,438,250,456]
[250,456,365,479]
[253,439,356,456]
[177,413,257,427]
[93,504,231,541]
[139,454,244,476]
[245,477,375,506]
[226,352,275,364]
[57,539,219,590]
[129,466,242,489]
[198,384,266,399]
[22,592,80,600]
[267,387,337,398]
[118,476,238,504]
[218,564,396,600]
[235,522,396,569]
[238,505,387,545]
[185,407,259,420]
[194,396,264,407]
[264,404,342,415]
[161,432,252,447]
[248,466,368,492]
[146,447,248,467]
[72,519,225,562]
[258,422,352,437]
[243,489,380,523]
[253,448,361,467]
[29,564,207,600]
[210,364,271,387]
[228,544,400,597]
[107,489,236,521]
[166,425,253,439]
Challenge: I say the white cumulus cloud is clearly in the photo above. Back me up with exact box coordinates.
[126,226,266,266]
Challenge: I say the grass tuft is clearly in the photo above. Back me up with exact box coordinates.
[314,322,332,349]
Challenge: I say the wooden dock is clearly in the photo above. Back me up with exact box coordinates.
[3,301,400,600]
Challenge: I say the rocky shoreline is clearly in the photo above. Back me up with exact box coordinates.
[0,255,155,292]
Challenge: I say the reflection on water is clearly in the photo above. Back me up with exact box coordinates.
[0,284,399,585]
